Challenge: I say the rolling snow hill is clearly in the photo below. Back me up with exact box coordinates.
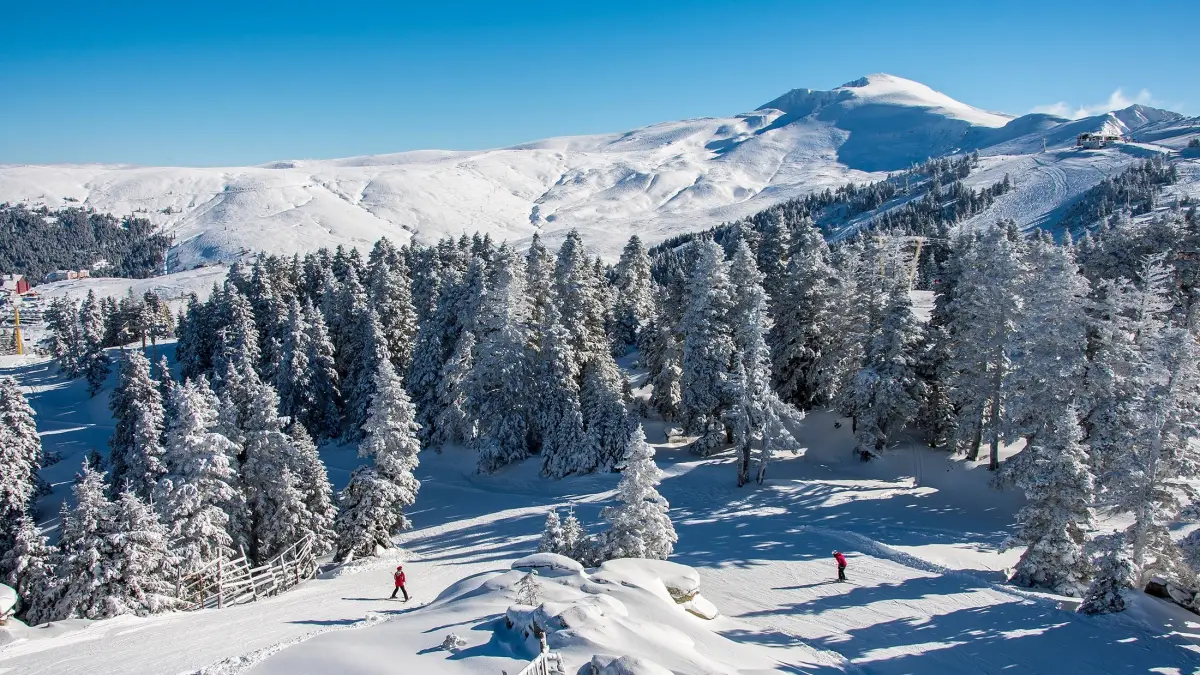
[1,74,1197,267]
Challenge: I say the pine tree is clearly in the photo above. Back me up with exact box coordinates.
[525,233,555,328]
[155,378,243,574]
[108,350,167,500]
[0,516,59,625]
[335,359,422,561]
[945,225,1027,468]
[247,261,288,382]
[0,377,42,538]
[343,307,391,439]
[100,490,181,617]
[536,304,599,478]
[431,330,476,447]
[288,422,338,557]
[1078,534,1133,615]
[537,510,566,554]
[302,299,341,438]
[678,240,734,450]
[998,407,1094,595]
[53,461,113,619]
[1090,256,1200,586]
[560,508,597,566]
[554,230,609,374]
[769,223,839,409]
[726,241,803,486]
[611,235,655,352]
[275,297,312,425]
[368,256,418,376]
[45,297,85,377]
[600,425,677,561]
[80,290,110,397]
[468,248,534,473]
[847,286,926,460]
[515,571,541,606]
[580,355,632,471]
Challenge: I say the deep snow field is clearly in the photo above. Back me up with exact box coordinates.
[1,341,1199,675]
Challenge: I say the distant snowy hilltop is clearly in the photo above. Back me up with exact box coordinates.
[2,73,1197,266]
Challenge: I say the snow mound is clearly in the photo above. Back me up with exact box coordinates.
[590,654,676,675]
[246,559,829,675]
[511,553,584,573]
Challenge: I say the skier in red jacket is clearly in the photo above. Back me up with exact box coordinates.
[390,565,409,601]
[833,551,848,582]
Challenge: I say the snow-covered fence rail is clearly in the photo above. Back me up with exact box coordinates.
[175,535,317,610]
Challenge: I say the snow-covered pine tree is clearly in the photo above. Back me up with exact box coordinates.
[0,516,59,625]
[537,510,566,554]
[1078,533,1133,615]
[766,222,836,409]
[847,285,926,460]
[998,406,1094,595]
[80,290,110,397]
[247,260,288,382]
[239,380,317,563]
[515,571,541,606]
[525,233,556,328]
[600,425,677,561]
[611,235,655,353]
[99,490,181,617]
[275,297,313,426]
[726,240,803,485]
[945,224,1027,469]
[212,285,262,381]
[431,330,476,448]
[1090,256,1200,586]
[536,303,600,478]
[288,422,338,556]
[108,350,167,500]
[560,508,598,566]
[342,306,391,439]
[157,354,177,422]
[155,378,244,574]
[1006,234,1090,445]
[678,240,734,451]
[53,461,112,619]
[334,359,422,561]
[554,230,609,376]
[302,299,341,438]
[580,354,633,471]
[368,255,418,376]
[0,377,42,538]
[468,247,535,473]
[45,297,85,377]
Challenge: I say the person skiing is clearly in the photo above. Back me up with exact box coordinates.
[833,550,848,582]
[390,565,409,601]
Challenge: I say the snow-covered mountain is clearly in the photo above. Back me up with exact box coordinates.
[0,74,1194,266]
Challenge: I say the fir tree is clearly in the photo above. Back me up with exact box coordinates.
[80,290,110,397]
[678,240,734,450]
[1078,534,1133,615]
[847,286,926,460]
[0,516,59,625]
[468,247,534,473]
[611,235,655,352]
[368,255,418,376]
[536,304,599,478]
[600,425,677,561]
[302,299,341,438]
[537,510,566,554]
[155,378,243,574]
[335,359,422,561]
[288,422,338,557]
[769,223,839,409]
[580,355,633,471]
[998,407,1094,595]
[0,377,42,538]
[554,230,609,374]
[108,350,167,500]
[431,330,476,447]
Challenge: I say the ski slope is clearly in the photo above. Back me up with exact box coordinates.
[3,74,1196,265]
[1,348,1198,674]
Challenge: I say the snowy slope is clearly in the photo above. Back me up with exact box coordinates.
[2,354,1199,675]
[4,74,1194,265]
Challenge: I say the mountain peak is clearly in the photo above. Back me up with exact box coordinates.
[759,73,1011,129]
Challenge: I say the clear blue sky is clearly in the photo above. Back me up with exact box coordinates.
[3,0,1196,166]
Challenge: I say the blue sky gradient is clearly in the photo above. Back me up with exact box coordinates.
[3,0,1196,166]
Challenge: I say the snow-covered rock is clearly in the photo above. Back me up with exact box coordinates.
[511,553,585,574]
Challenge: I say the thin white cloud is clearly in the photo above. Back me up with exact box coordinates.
[1031,88,1157,119]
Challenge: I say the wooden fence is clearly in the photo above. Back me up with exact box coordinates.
[175,534,318,610]
[513,652,560,675]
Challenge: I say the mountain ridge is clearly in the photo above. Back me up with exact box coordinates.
[0,73,1195,268]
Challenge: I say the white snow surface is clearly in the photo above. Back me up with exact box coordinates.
[2,349,1199,674]
[511,552,585,573]
[4,74,1195,265]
